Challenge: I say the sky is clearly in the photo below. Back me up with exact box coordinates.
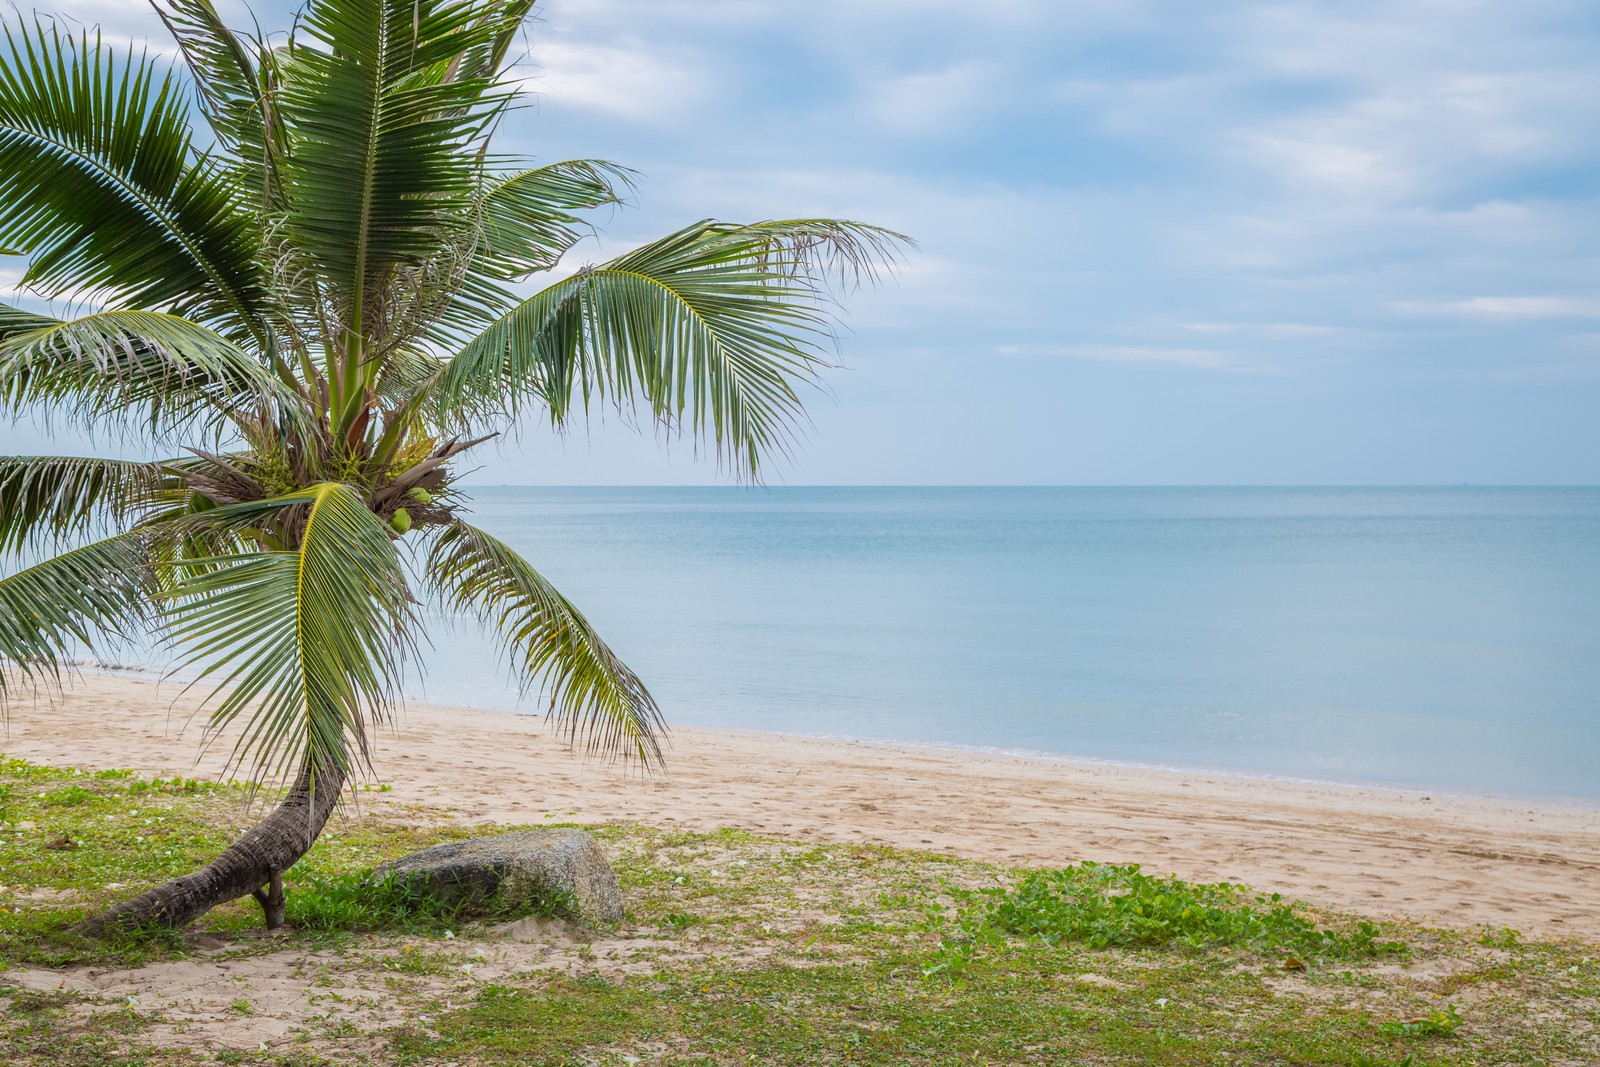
[2,0,1597,485]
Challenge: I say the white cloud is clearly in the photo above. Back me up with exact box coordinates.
[862,62,999,135]
[1224,5,1600,206]
[0,266,27,301]
[1241,132,1402,197]
[1180,322,1344,339]
[998,343,1282,374]
[511,41,710,123]
[1390,297,1600,319]
[1234,72,1589,204]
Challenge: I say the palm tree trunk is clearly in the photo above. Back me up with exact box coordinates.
[72,754,346,937]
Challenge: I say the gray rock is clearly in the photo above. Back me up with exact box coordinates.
[372,829,623,925]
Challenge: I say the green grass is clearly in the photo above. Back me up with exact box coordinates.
[0,755,502,964]
[1375,1003,1465,1038]
[0,988,160,1067]
[282,865,580,934]
[920,860,1409,979]
[2,754,1598,1066]
[280,870,475,934]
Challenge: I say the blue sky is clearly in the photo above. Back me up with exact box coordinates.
[4,0,1598,484]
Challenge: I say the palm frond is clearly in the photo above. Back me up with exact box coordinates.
[162,483,417,782]
[425,520,663,765]
[425,159,637,344]
[276,0,518,380]
[431,218,911,479]
[151,0,284,208]
[0,455,169,554]
[0,17,267,344]
[0,305,309,439]
[0,532,155,700]
[374,347,448,407]
[472,160,636,280]
[446,0,539,83]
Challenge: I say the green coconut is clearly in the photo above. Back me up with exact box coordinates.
[390,508,412,534]
[406,487,432,504]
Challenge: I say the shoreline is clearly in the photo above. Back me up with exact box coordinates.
[653,725,1600,811]
[72,660,1600,811]
[5,670,1599,941]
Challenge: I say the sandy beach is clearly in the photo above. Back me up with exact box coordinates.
[5,670,1598,942]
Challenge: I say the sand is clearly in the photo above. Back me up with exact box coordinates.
[5,670,1599,942]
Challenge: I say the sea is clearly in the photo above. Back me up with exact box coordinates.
[410,486,1600,802]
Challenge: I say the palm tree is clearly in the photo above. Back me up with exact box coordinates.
[0,0,905,936]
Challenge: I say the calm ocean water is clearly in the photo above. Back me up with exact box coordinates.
[414,487,1600,801]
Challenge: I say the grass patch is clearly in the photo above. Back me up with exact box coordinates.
[0,988,159,1066]
[1375,1003,1465,1038]
[0,758,259,965]
[0,755,503,965]
[281,865,579,934]
[922,860,1408,979]
[281,869,474,934]
[398,946,1595,1067]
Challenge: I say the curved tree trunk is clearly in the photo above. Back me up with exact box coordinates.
[73,755,346,938]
